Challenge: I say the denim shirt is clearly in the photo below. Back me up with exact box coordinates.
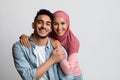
[12,38,73,80]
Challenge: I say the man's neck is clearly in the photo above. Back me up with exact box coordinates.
[32,34,48,46]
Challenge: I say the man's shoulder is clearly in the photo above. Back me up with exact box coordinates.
[12,41,34,55]
[12,41,21,47]
[12,41,25,51]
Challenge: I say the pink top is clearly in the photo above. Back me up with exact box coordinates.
[60,53,82,76]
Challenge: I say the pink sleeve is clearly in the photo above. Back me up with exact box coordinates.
[60,53,78,75]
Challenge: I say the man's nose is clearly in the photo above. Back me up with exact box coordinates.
[41,23,45,28]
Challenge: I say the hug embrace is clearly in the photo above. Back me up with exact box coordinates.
[12,9,83,80]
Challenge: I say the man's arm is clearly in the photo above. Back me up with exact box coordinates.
[12,42,65,80]
[36,47,66,80]
[12,42,36,80]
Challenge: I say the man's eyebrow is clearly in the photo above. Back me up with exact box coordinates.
[37,19,43,22]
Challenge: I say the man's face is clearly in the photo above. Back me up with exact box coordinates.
[33,15,52,38]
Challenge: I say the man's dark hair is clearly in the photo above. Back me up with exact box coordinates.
[34,9,54,22]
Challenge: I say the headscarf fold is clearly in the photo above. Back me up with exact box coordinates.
[51,10,80,55]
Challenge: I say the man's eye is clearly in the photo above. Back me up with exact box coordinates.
[47,23,51,26]
[37,21,42,24]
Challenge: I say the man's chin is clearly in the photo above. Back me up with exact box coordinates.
[39,36,48,38]
[38,34,49,39]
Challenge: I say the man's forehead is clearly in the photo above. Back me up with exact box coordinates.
[37,15,51,22]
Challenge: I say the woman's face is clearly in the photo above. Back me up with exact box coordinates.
[53,17,68,36]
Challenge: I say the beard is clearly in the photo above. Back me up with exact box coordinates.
[34,28,50,39]
[37,33,49,38]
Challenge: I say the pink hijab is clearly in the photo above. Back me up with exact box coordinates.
[51,10,80,55]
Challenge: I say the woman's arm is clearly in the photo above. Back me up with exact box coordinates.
[19,34,31,48]
[60,53,78,75]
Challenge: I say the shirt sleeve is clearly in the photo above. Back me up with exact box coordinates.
[12,42,36,80]
[60,51,78,75]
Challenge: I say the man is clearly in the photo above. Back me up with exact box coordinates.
[12,9,67,80]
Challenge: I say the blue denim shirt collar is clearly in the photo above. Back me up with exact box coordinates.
[30,37,51,50]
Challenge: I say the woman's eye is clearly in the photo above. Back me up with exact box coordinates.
[61,22,65,25]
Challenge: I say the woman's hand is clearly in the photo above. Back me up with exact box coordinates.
[50,47,66,63]
[19,34,31,48]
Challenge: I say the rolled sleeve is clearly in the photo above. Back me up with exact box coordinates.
[12,42,36,80]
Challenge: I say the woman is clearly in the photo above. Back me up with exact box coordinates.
[20,10,83,80]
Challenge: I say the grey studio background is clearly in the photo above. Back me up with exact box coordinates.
[0,0,120,80]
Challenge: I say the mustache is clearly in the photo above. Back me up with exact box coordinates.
[39,27,47,30]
